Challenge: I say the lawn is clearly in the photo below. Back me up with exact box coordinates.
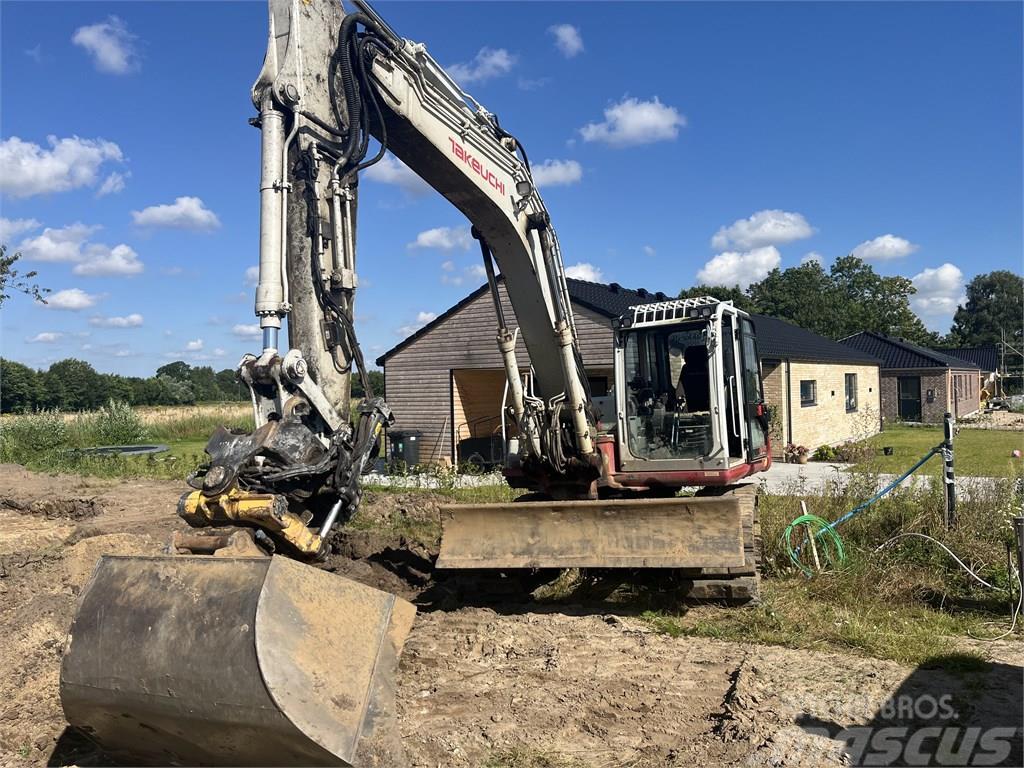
[854,424,1023,478]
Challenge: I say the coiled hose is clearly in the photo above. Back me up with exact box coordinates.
[783,513,846,577]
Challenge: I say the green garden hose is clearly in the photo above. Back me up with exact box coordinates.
[783,513,847,577]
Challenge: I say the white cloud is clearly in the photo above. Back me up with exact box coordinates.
[696,246,781,289]
[564,262,604,282]
[25,45,43,63]
[71,16,139,74]
[0,135,123,198]
[27,332,63,343]
[711,209,814,250]
[166,343,226,362]
[531,159,583,188]
[910,263,965,322]
[851,234,918,261]
[89,313,143,328]
[580,97,686,147]
[73,243,143,276]
[0,217,40,242]
[96,171,128,196]
[17,222,141,277]
[408,226,472,251]
[517,76,551,92]
[396,311,438,337]
[132,196,220,230]
[362,153,429,195]
[643,245,656,256]
[441,260,455,272]
[232,323,262,339]
[18,223,99,262]
[466,264,487,279]
[448,48,516,85]
[548,24,584,58]
[244,265,260,287]
[42,288,99,311]
[801,251,824,266]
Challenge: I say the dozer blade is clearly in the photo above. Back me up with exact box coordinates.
[437,495,747,569]
[60,555,416,766]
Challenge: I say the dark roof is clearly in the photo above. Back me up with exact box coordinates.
[935,345,999,372]
[376,278,656,364]
[565,279,668,318]
[840,331,980,370]
[377,278,878,367]
[750,314,880,365]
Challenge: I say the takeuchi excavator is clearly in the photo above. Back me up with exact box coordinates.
[59,1,772,764]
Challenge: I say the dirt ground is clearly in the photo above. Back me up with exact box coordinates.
[0,464,1020,767]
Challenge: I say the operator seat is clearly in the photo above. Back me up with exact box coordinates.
[681,346,710,411]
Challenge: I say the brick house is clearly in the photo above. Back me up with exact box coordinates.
[936,345,1000,396]
[840,331,981,423]
[755,315,882,455]
[377,279,882,464]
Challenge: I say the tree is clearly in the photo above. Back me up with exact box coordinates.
[351,370,385,398]
[41,359,103,410]
[188,365,221,402]
[156,361,193,382]
[99,373,135,404]
[747,263,834,333]
[215,368,246,400]
[156,374,196,404]
[0,244,48,306]
[695,256,938,343]
[949,270,1023,347]
[828,256,937,344]
[677,284,757,313]
[0,359,41,413]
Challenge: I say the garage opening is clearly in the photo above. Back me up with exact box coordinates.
[452,369,512,469]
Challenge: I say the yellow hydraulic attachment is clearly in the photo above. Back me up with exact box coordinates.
[178,487,324,556]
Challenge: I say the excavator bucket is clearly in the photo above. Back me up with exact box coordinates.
[60,554,416,766]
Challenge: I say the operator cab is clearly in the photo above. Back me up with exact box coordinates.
[611,297,769,481]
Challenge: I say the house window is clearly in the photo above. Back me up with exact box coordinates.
[845,373,857,412]
[800,380,817,407]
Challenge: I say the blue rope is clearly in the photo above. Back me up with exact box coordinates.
[788,443,942,572]
[829,445,939,529]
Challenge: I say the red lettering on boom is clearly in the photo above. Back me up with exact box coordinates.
[448,137,506,196]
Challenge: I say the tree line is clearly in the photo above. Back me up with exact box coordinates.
[0,359,248,414]
[680,258,1022,349]
[0,358,388,415]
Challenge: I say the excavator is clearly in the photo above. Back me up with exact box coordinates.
[59,1,772,764]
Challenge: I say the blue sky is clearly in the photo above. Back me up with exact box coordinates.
[2,1,1021,377]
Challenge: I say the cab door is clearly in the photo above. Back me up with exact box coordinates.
[738,317,768,459]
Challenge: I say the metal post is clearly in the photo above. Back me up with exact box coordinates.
[942,412,956,529]
[1014,516,1024,634]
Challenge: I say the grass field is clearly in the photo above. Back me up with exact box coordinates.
[855,424,1023,478]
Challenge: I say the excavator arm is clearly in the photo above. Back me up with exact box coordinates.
[179,0,601,560]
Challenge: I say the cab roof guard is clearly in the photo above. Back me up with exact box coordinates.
[614,296,745,329]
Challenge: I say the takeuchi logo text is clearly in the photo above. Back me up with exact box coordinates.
[449,137,505,196]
